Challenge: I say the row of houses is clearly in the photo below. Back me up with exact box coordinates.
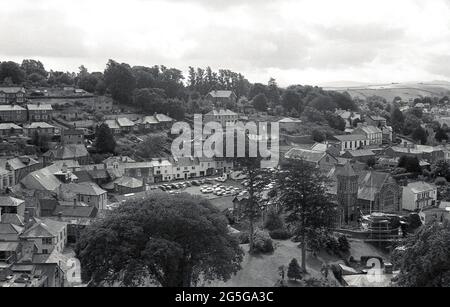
[0,103,53,123]
[0,122,61,137]
[104,113,173,134]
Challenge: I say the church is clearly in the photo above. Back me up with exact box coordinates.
[327,162,402,225]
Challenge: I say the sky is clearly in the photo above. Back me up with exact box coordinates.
[1,0,450,86]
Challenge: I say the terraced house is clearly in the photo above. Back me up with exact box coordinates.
[0,105,27,123]
[26,104,53,121]
[0,87,26,104]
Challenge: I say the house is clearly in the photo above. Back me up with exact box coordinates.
[26,104,53,122]
[0,196,26,217]
[20,218,67,254]
[0,105,27,123]
[103,176,145,195]
[278,117,302,133]
[138,113,174,131]
[353,124,383,146]
[284,148,339,170]
[204,109,239,127]
[402,182,437,211]
[384,144,444,163]
[0,156,41,185]
[0,87,26,104]
[341,149,376,163]
[237,98,255,114]
[0,123,23,137]
[366,115,387,128]
[333,134,368,152]
[116,117,136,133]
[43,144,90,165]
[24,122,59,137]
[0,263,65,287]
[93,96,113,113]
[310,142,341,158]
[0,165,14,191]
[150,159,173,182]
[419,201,450,224]
[0,224,23,241]
[59,182,107,210]
[206,90,237,106]
[61,128,84,145]
[335,110,361,128]
[104,119,121,134]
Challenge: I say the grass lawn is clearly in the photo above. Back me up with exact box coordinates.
[205,240,341,287]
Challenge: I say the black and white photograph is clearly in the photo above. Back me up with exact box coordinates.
[0,0,450,294]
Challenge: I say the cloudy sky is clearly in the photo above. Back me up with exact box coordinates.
[1,0,450,86]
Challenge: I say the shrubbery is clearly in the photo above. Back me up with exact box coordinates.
[252,230,274,254]
[269,229,292,240]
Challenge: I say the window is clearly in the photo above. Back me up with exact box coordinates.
[42,249,49,254]
[42,238,52,245]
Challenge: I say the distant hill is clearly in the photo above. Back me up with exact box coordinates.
[322,82,450,101]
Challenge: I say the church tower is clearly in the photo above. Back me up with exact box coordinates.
[336,162,359,225]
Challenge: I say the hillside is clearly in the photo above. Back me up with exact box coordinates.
[323,82,450,101]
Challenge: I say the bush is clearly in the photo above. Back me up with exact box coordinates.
[238,231,250,244]
[264,210,284,231]
[287,258,303,281]
[269,229,292,240]
[435,177,448,186]
[252,230,274,254]
[337,235,350,253]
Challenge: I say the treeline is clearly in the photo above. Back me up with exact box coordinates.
[1,58,359,125]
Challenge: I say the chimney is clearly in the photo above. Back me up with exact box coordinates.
[57,212,63,221]
[73,198,77,208]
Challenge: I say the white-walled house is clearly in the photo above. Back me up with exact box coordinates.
[333,134,368,152]
[402,182,437,211]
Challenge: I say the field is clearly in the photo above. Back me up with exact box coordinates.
[324,82,450,101]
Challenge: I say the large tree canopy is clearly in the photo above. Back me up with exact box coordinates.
[393,221,450,287]
[75,193,244,287]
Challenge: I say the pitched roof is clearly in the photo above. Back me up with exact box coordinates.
[0,223,23,235]
[44,144,89,160]
[355,125,382,134]
[0,105,26,111]
[206,109,238,116]
[0,242,20,252]
[26,104,53,111]
[334,134,367,142]
[208,90,235,98]
[112,176,143,189]
[278,117,302,124]
[53,204,97,218]
[116,117,135,127]
[61,182,106,196]
[285,148,327,163]
[405,182,436,194]
[343,149,375,157]
[0,123,22,130]
[141,115,159,125]
[21,168,61,192]
[335,162,357,177]
[24,122,56,129]
[104,119,120,129]
[0,87,25,94]
[155,114,173,123]
[0,214,24,227]
[21,218,66,238]
[0,197,25,207]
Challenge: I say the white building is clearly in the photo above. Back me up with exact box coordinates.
[402,182,437,211]
[333,134,368,152]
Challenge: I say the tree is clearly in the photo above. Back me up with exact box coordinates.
[264,209,284,231]
[136,135,168,158]
[398,156,421,174]
[276,160,337,271]
[21,59,48,78]
[0,61,26,84]
[312,129,326,143]
[95,123,116,154]
[393,221,450,287]
[252,93,268,112]
[367,157,377,168]
[75,193,243,287]
[309,95,337,112]
[324,111,346,131]
[104,60,136,104]
[282,90,302,113]
[391,108,405,133]
[412,126,428,145]
[287,258,303,281]
[403,114,421,135]
[302,106,325,123]
[435,128,449,143]
[433,160,450,181]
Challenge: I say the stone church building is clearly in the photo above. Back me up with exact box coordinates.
[327,162,401,225]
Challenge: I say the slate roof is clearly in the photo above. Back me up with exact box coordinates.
[0,223,23,235]
[24,122,56,129]
[0,87,25,94]
[26,104,53,111]
[0,105,26,111]
[0,123,22,130]
[0,214,24,226]
[207,90,235,98]
[116,117,135,127]
[53,204,97,218]
[44,144,89,160]
[285,148,327,163]
[21,168,61,192]
[0,197,25,207]
[206,109,238,116]
[334,134,367,142]
[104,119,120,129]
[343,149,375,157]
[404,182,436,194]
[155,114,173,122]
[0,242,20,252]
[60,182,106,196]
[20,218,66,238]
